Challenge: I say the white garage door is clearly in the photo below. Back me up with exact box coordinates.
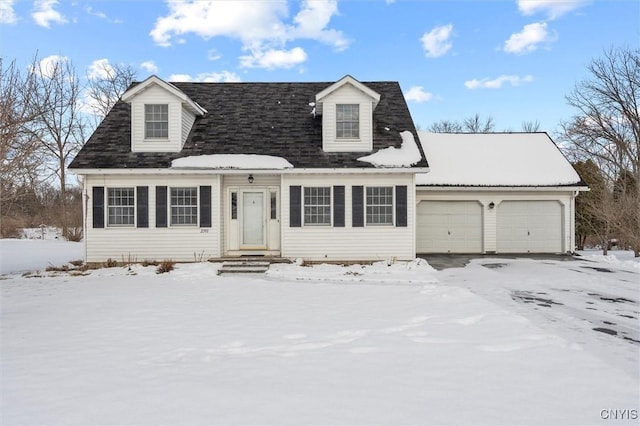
[417,201,483,253]
[497,201,563,253]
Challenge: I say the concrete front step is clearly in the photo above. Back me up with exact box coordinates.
[217,260,272,275]
[211,256,291,264]
[218,267,270,274]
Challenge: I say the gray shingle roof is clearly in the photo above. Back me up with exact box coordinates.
[69,81,428,170]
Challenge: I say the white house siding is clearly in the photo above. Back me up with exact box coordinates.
[181,108,196,148]
[130,85,184,153]
[321,84,374,152]
[83,174,221,262]
[281,173,415,261]
[415,189,577,254]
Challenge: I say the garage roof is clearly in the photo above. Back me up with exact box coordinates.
[416,132,584,187]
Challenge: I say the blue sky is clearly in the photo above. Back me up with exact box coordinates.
[1,0,637,133]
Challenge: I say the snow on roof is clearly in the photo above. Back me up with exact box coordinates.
[358,131,422,168]
[416,132,582,186]
[171,154,293,170]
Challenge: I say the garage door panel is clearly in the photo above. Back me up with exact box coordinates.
[497,201,562,253]
[417,201,483,253]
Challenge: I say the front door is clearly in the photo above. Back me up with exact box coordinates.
[241,191,265,249]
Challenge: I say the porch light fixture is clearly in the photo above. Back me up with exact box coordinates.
[248,174,254,184]
[488,202,495,209]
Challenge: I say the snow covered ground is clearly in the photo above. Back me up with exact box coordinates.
[1,241,638,425]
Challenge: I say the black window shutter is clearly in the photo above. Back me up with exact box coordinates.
[156,186,167,228]
[136,186,148,228]
[352,186,364,227]
[290,186,301,227]
[200,186,212,227]
[92,186,104,228]
[395,185,407,227]
[333,186,345,227]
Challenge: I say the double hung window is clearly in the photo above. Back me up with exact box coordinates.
[107,188,135,226]
[304,187,331,225]
[336,104,359,139]
[145,104,168,138]
[366,186,393,225]
[171,187,198,225]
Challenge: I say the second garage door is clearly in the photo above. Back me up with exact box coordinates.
[497,201,563,253]
[417,201,483,253]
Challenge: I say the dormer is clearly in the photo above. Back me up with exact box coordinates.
[121,75,207,153]
[315,75,380,153]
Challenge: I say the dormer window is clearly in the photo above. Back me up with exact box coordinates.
[145,104,168,139]
[336,104,359,139]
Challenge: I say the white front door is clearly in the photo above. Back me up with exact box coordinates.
[241,191,265,248]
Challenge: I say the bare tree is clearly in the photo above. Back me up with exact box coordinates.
[30,56,86,238]
[86,61,137,123]
[521,120,541,132]
[561,46,640,255]
[0,57,45,235]
[462,114,495,133]
[428,114,495,133]
[427,119,463,133]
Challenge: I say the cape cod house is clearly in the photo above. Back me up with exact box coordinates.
[69,75,585,263]
[69,75,428,262]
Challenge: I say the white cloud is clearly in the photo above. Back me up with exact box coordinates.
[404,86,433,103]
[289,0,348,51]
[0,0,17,24]
[87,58,115,80]
[240,47,307,70]
[83,5,122,24]
[150,0,347,69]
[168,71,242,83]
[517,0,590,20]
[140,61,159,74]
[464,74,534,89]
[503,22,556,54]
[420,24,453,58]
[84,5,106,20]
[32,0,67,28]
[150,1,289,47]
[30,55,67,78]
[207,49,222,61]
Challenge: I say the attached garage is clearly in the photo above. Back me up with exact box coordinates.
[497,201,563,253]
[417,201,483,253]
[415,132,588,254]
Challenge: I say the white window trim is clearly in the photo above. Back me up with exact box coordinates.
[365,186,395,227]
[303,186,333,227]
[336,103,360,140]
[144,104,169,140]
[106,187,136,228]
[169,186,199,227]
